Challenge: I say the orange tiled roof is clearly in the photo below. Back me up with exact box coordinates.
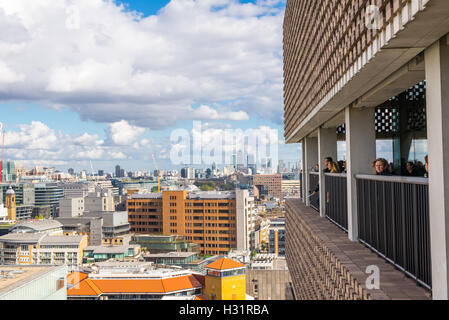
[205,258,245,270]
[67,272,88,286]
[67,275,202,297]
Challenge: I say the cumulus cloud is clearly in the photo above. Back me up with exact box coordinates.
[106,120,146,145]
[0,0,284,128]
[190,105,250,121]
[2,121,145,163]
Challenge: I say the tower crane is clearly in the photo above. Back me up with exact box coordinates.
[152,153,161,193]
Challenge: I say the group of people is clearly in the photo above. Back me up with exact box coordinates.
[311,157,346,174]
[372,156,429,177]
[308,155,430,210]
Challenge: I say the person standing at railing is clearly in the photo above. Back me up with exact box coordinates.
[405,161,420,177]
[373,158,392,176]
[424,155,429,178]
[324,157,333,173]
[330,162,340,173]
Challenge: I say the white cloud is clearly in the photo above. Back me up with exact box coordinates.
[106,120,146,145]
[0,0,284,128]
[190,105,249,121]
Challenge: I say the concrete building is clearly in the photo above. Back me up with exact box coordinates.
[253,174,282,200]
[0,233,88,270]
[282,0,449,300]
[59,183,89,199]
[84,190,115,213]
[83,211,130,240]
[0,265,67,300]
[56,216,103,246]
[59,197,85,218]
[268,218,285,257]
[128,190,250,256]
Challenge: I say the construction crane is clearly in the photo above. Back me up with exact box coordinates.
[0,122,4,183]
[151,153,161,193]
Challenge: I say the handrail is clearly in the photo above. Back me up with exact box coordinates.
[324,173,347,178]
[309,172,319,176]
[355,174,428,185]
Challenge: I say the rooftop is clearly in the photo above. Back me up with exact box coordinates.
[84,244,139,254]
[67,271,202,297]
[144,252,198,259]
[205,258,245,271]
[0,265,65,297]
[11,220,62,232]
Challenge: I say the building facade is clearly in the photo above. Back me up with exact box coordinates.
[128,190,250,256]
[253,174,282,200]
[283,0,449,300]
[0,234,88,270]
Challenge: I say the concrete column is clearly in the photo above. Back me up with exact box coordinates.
[345,106,376,241]
[318,127,338,217]
[303,136,318,206]
[300,139,307,201]
[425,37,449,300]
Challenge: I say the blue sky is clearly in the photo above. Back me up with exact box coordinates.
[0,0,297,173]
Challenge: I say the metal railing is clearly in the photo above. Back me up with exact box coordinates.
[308,172,319,212]
[325,173,348,232]
[356,174,431,289]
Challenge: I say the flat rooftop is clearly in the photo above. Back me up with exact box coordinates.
[144,252,198,259]
[0,265,63,297]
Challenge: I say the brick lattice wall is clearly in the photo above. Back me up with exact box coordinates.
[283,0,413,139]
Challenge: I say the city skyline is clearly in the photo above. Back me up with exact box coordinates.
[0,0,298,172]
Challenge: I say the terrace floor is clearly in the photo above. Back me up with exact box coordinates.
[286,199,431,300]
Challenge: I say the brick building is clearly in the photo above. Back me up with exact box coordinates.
[127,190,250,256]
[253,174,282,200]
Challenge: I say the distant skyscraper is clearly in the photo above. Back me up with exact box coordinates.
[232,154,237,169]
[115,165,121,178]
[181,167,195,179]
[120,169,125,178]
[68,168,75,175]
[98,170,104,177]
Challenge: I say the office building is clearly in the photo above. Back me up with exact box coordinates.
[59,197,85,218]
[181,167,195,180]
[268,218,285,257]
[0,233,88,270]
[59,183,89,199]
[128,190,250,255]
[56,216,103,246]
[34,183,64,218]
[83,211,130,240]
